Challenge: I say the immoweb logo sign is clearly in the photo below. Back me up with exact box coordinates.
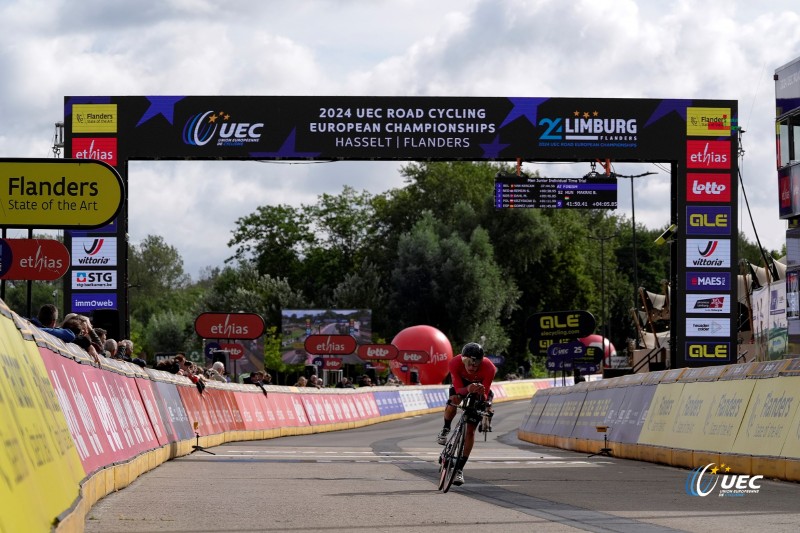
[685,463,763,497]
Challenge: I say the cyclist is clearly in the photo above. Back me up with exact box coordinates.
[436,342,496,486]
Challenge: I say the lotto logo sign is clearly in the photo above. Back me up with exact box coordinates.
[686,173,731,202]
[686,206,731,235]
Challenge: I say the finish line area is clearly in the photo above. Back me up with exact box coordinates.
[83,401,800,533]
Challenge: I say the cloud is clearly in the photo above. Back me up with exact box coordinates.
[1,0,799,279]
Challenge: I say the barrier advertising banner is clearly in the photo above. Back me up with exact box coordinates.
[637,383,686,446]
[731,376,800,457]
[0,316,85,533]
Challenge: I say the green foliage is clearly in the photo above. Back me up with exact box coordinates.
[263,325,292,373]
[129,235,190,325]
[198,262,307,327]
[87,161,778,378]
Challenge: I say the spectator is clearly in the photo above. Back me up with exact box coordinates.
[307,375,323,388]
[31,304,75,342]
[94,327,107,345]
[358,375,373,387]
[118,339,147,366]
[335,377,354,388]
[104,339,118,359]
[246,370,269,396]
[208,361,227,382]
[62,315,101,364]
[245,371,271,386]
[294,376,308,387]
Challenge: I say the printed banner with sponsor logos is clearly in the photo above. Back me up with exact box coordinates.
[63,96,738,356]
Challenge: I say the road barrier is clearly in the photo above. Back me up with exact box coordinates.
[0,299,562,532]
[518,361,800,482]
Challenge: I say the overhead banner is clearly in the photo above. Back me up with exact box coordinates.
[64,96,739,366]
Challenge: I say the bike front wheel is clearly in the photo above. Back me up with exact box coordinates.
[441,425,465,493]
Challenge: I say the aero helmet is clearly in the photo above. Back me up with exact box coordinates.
[461,342,485,362]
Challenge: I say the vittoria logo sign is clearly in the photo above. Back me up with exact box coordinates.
[686,239,731,268]
[71,237,117,266]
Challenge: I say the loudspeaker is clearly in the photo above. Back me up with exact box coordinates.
[92,309,120,340]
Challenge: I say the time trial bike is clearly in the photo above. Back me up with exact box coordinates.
[437,395,492,492]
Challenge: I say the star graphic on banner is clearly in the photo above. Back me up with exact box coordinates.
[480,135,510,158]
[644,99,690,128]
[249,128,320,158]
[136,96,185,127]
[499,97,549,129]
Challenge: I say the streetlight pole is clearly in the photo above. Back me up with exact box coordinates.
[614,171,656,307]
[589,230,619,368]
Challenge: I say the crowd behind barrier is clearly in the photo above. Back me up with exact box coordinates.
[518,359,800,483]
[0,300,571,533]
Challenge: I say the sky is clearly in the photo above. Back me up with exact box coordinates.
[1,0,799,279]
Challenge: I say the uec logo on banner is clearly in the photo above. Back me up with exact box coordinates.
[685,463,763,497]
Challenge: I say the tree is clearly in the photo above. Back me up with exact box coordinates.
[128,235,190,325]
[386,211,519,354]
[227,204,313,282]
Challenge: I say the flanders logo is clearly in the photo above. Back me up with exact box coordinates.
[686,107,732,137]
[685,463,762,497]
[73,104,118,133]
